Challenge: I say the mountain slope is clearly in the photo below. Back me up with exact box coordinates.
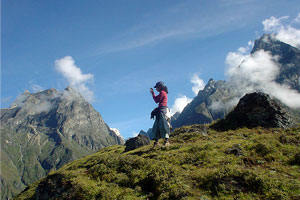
[172,79,236,128]
[16,125,300,200]
[0,87,124,199]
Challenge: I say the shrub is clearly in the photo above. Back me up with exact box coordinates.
[290,152,300,166]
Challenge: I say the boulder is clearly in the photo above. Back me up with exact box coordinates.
[211,92,296,131]
[125,134,150,152]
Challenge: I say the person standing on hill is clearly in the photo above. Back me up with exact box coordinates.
[150,81,171,148]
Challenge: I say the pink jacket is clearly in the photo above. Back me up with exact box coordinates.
[152,90,168,108]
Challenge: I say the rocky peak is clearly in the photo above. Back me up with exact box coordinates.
[64,85,82,96]
[2,87,122,148]
[252,34,300,92]
[65,85,75,92]
[1,87,124,199]
[206,78,216,86]
[9,90,31,108]
[202,78,216,93]
[252,34,300,58]
[201,79,231,96]
[171,79,235,128]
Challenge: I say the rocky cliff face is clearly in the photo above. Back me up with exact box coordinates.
[0,86,123,199]
[110,128,125,145]
[172,34,300,128]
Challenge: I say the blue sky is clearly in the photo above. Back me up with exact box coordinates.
[2,0,300,139]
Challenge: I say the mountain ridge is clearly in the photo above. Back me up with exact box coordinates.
[171,78,236,128]
[0,86,124,200]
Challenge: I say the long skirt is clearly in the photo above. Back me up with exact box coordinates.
[152,112,170,140]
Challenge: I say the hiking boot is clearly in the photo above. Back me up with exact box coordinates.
[163,141,170,147]
[151,141,160,149]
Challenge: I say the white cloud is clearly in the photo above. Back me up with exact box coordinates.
[132,131,139,138]
[55,56,95,102]
[225,52,248,75]
[248,40,254,47]
[226,49,300,109]
[94,1,263,55]
[170,73,206,116]
[262,14,300,49]
[31,101,52,114]
[276,26,300,49]
[262,16,289,32]
[293,13,300,24]
[191,73,205,95]
[208,97,240,112]
[1,96,13,105]
[170,95,192,116]
[55,56,93,85]
[227,50,280,85]
[110,128,122,137]
[31,84,44,93]
[102,31,185,54]
[225,41,253,76]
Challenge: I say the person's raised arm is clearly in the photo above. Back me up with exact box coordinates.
[152,92,164,104]
[150,88,154,96]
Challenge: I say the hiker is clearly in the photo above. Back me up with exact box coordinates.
[150,81,171,148]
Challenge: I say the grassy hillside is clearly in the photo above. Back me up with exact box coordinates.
[16,125,300,200]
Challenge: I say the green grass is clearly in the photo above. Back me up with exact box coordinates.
[15,125,300,200]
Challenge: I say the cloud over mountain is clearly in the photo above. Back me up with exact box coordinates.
[262,14,300,48]
[170,95,192,116]
[225,14,300,109]
[226,49,300,109]
[191,73,205,95]
[55,56,95,102]
[170,73,205,115]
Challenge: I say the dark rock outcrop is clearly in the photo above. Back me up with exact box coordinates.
[125,134,150,152]
[211,92,296,131]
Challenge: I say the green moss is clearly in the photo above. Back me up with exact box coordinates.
[16,126,300,200]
